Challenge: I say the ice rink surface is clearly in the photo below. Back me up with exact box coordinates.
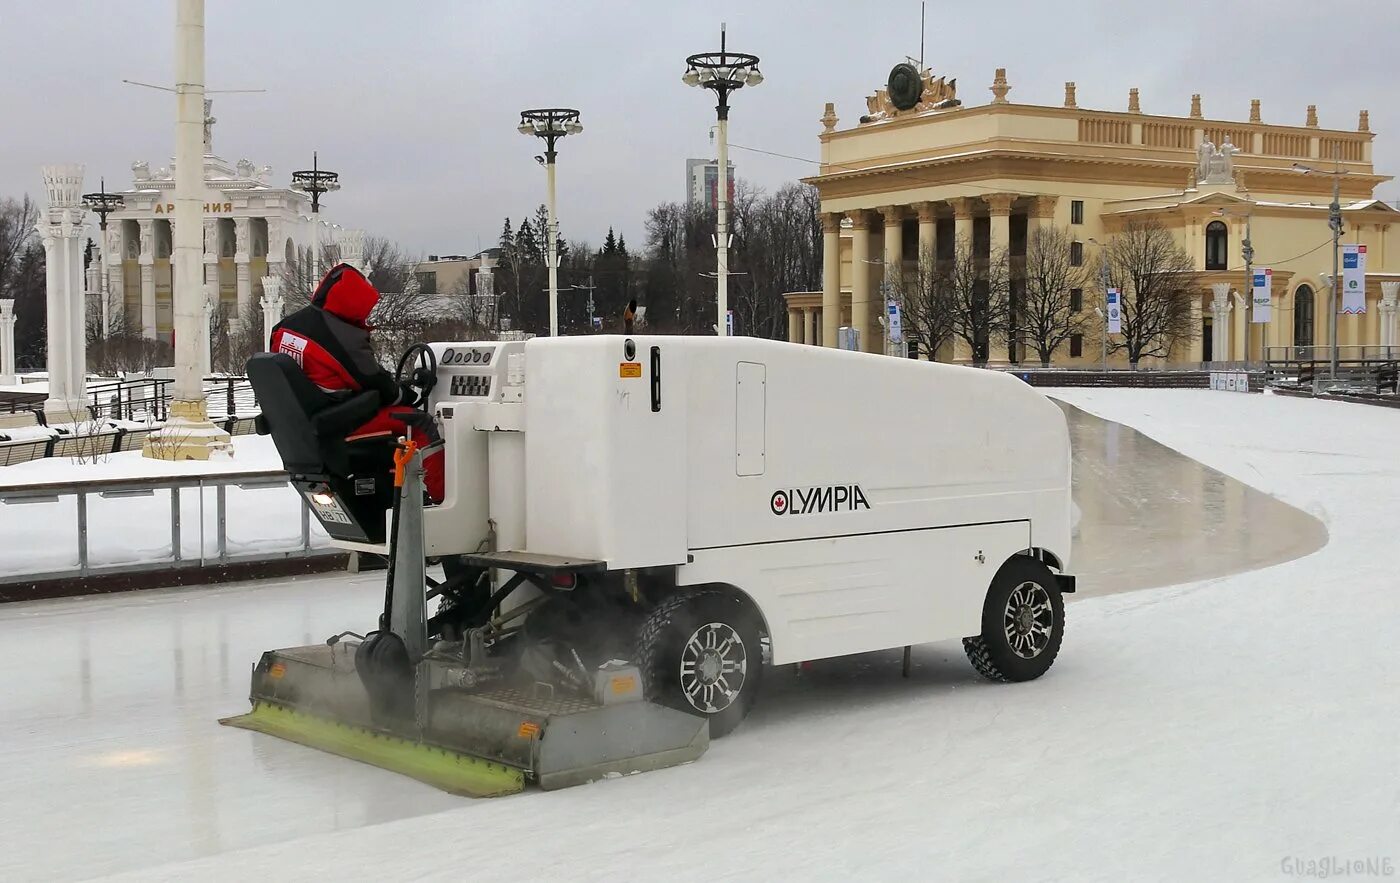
[3,390,1395,882]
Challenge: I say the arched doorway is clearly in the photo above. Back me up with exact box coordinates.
[1205,221,1228,271]
[1293,284,1314,359]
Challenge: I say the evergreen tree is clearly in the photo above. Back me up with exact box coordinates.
[603,228,617,255]
[498,217,514,255]
[617,234,627,257]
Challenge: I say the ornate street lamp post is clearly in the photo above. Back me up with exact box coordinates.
[1294,152,1348,379]
[82,178,124,338]
[683,24,762,335]
[518,108,582,337]
[291,152,340,283]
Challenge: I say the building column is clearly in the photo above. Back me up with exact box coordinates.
[260,275,284,350]
[138,219,156,339]
[0,299,16,385]
[1211,282,1233,363]
[849,210,873,352]
[787,307,802,343]
[234,217,252,328]
[951,198,976,363]
[103,226,124,338]
[1380,281,1400,357]
[821,213,841,348]
[38,165,89,424]
[916,201,937,268]
[200,281,215,377]
[985,193,1015,365]
[802,308,815,347]
[1187,293,1205,364]
[1030,195,1059,243]
[879,205,904,356]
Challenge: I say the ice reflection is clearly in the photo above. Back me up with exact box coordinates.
[1062,402,1326,596]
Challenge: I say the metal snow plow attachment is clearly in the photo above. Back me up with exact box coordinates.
[221,437,707,797]
[221,641,709,797]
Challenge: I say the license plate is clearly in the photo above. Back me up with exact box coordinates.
[308,493,352,524]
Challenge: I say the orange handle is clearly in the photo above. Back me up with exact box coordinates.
[392,438,419,488]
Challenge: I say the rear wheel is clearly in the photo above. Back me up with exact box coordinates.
[635,589,763,738]
[963,557,1065,683]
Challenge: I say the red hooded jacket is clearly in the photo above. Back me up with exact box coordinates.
[269,264,407,407]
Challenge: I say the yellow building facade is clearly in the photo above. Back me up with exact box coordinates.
[787,66,1400,366]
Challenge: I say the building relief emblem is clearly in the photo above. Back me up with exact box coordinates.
[861,65,960,123]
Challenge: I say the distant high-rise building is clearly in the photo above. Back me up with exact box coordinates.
[686,158,736,211]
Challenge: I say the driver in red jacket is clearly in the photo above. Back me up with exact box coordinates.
[269,263,445,503]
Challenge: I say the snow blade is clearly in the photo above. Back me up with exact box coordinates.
[220,702,525,798]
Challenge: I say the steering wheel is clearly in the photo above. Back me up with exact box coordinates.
[394,343,438,410]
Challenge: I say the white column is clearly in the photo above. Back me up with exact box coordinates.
[849,211,872,352]
[265,216,284,283]
[200,281,215,377]
[985,194,1014,364]
[138,219,156,338]
[821,213,841,348]
[1211,282,1234,363]
[104,225,124,338]
[233,217,252,327]
[715,116,730,336]
[0,299,16,385]
[802,308,815,347]
[339,228,365,272]
[1381,281,1400,358]
[84,255,101,337]
[38,164,89,424]
[146,0,229,459]
[260,275,284,349]
[787,308,801,343]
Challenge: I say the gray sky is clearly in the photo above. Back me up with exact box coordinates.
[4,0,1398,256]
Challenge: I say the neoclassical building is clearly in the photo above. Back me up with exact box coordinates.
[788,66,1400,365]
[95,111,343,342]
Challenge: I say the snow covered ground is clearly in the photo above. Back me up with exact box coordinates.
[2,389,1396,882]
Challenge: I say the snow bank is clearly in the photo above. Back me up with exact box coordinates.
[84,389,1396,883]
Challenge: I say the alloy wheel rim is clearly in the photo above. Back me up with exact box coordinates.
[1003,581,1054,659]
[679,622,747,713]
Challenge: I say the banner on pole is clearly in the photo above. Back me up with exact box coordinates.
[1251,268,1272,323]
[1342,244,1367,314]
[726,309,735,336]
[886,299,903,345]
[1106,288,1122,334]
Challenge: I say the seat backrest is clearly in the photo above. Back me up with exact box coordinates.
[247,353,357,475]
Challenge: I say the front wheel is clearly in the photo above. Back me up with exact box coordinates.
[963,557,1065,683]
[635,589,763,738]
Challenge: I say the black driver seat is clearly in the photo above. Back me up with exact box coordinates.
[247,353,397,544]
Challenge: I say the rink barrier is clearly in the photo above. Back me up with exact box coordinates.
[0,469,342,597]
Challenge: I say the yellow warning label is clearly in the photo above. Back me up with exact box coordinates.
[518,721,541,739]
[619,362,642,378]
[268,662,286,680]
[610,675,637,695]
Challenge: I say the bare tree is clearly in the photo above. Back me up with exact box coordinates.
[938,235,1011,365]
[1104,219,1199,365]
[894,245,955,359]
[0,196,39,300]
[1021,225,1094,367]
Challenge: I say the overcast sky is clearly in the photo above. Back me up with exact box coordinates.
[3,0,1397,256]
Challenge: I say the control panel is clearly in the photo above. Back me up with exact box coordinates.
[427,340,527,410]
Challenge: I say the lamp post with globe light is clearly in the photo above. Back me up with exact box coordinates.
[81,179,125,338]
[683,24,762,335]
[518,108,582,337]
[291,152,340,283]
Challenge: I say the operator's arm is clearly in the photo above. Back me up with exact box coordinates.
[328,319,414,407]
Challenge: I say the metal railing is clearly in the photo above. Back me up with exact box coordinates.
[0,469,332,585]
[1264,345,1400,364]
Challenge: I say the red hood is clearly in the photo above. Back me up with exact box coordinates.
[311,263,379,329]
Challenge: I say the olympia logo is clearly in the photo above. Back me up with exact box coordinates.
[770,485,870,516]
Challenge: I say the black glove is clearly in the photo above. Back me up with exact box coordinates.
[412,366,438,393]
